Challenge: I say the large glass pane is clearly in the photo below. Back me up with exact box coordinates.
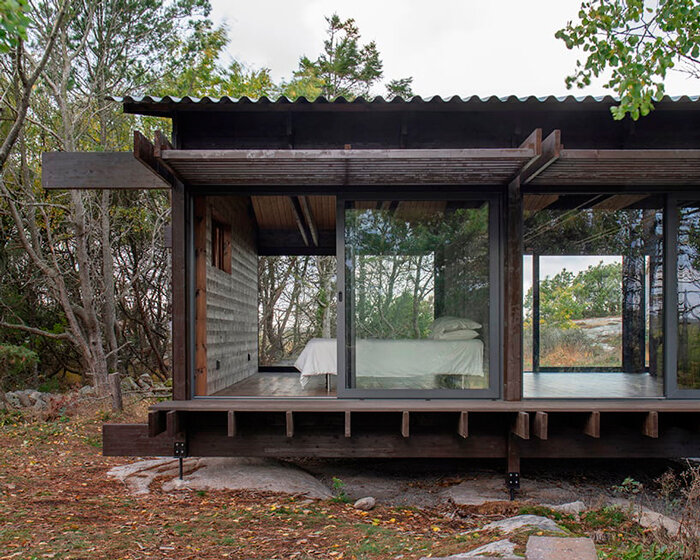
[523,194,664,398]
[677,201,700,390]
[344,200,491,391]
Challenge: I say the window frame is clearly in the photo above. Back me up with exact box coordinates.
[211,212,232,274]
[336,191,502,399]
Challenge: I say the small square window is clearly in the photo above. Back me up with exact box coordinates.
[212,219,231,273]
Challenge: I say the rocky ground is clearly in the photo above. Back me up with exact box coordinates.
[0,397,697,559]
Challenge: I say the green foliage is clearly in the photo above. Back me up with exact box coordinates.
[0,0,29,53]
[582,506,629,528]
[556,0,700,120]
[283,13,412,100]
[622,543,682,560]
[330,477,350,503]
[0,344,38,391]
[525,261,622,327]
[613,476,644,496]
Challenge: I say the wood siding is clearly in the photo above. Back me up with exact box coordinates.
[205,196,258,394]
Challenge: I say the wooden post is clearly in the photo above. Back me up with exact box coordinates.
[227,411,237,437]
[458,411,469,438]
[344,411,352,438]
[286,411,294,438]
[402,411,410,438]
[533,411,548,440]
[171,181,188,400]
[193,197,208,396]
[504,178,523,401]
[166,410,181,438]
[584,411,601,438]
[108,373,123,412]
[643,411,659,438]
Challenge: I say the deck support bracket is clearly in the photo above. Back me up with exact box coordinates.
[643,411,659,438]
[512,411,530,440]
[458,411,469,438]
[345,411,352,438]
[533,411,548,440]
[584,411,601,438]
[402,411,410,438]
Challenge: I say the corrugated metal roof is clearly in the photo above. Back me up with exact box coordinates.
[110,93,700,106]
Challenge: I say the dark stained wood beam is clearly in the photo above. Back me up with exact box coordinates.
[42,151,170,189]
[171,182,187,400]
[458,411,469,438]
[512,411,530,440]
[193,197,208,396]
[533,412,548,440]
[345,411,352,438]
[520,130,562,185]
[289,197,310,246]
[148,410,166,438]
[523,194,559,213]
[517,128,542,175]
[227,411,236,437]
[504,177,523,401]
[643,411,659,438]
[402,411,410,438]
[286,411,294,438]
[133,131,174,185]
[298,195,319,246]
[584,411,601,438]
[166,410,181,438]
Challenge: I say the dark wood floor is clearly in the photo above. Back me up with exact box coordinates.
[212,371,335,397]
[212,370,665,398]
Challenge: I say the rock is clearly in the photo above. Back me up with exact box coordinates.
[542,500,586,516]
[110,457,331,499]
[422,538,519,559]
[137,374,153,388]
[526,536,597,560]
[442,475,510,506]
[481,514,566,535]
[16,391,32,408]
[610,499,682,535]
[120,377,139,392]
[28,391,42,404]
[353,497,376,511]
[79,385,95,396]
[32,398,48,411]
[5,392,20,408]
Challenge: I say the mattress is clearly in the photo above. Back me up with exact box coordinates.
[295,338,485,387]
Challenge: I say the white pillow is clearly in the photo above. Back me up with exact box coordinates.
[431,316,481,338]
[433,328,479,341]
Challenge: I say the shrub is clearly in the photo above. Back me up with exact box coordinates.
[0,344,39,391]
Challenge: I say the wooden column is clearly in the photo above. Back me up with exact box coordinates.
[193,196,208,396]
[532,253,540,373]
[171,181,188,400]
[504,178,523,400]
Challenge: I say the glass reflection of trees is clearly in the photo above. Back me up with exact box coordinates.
[523,195,664,374]
[678,203,700,389]
[345,202,489,341]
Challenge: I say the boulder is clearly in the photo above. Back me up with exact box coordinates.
[16,391,32,408]
[110,457,331,499]
[542,500,586,516]
[481,515,566,535]
[422,538,519,559]
[79,385,95,396]
[353,497,376,511]
[137,374,153,388]
[5,392,20,408]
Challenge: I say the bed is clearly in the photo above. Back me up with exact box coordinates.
[294,337,485,389]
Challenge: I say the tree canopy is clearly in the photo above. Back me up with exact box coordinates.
[557,0,700,120]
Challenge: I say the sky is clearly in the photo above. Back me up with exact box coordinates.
[209,0,700,99]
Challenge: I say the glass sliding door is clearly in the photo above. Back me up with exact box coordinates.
[337,196,500,397]
[672,199,700,394]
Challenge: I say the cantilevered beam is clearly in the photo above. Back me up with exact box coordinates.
[227,411,237,437]
[458,411,469,438]
[533,412,548,440]
[517,128,542,175]
[520,130,562,185]
[298,196,319,246]
[133,130,174,185]
[402,411,410,438]
[42,151,170,189]
[643,411,659,438]
[289,196,310,247]
[584,411,601,438]
[512,411,530,440]
[286,411,294,438]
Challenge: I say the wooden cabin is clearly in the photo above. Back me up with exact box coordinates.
[43,94,700,489]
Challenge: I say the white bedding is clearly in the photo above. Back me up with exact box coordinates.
[295,338,484,387]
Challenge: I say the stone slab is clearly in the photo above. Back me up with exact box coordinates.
[526,536,596,560]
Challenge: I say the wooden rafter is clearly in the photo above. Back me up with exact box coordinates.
[289,196,310,246]
[133,130,174,185]
[298,196,319,246]
[520,130,562,185]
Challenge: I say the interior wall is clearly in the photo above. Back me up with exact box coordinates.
[206,196,258,394]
